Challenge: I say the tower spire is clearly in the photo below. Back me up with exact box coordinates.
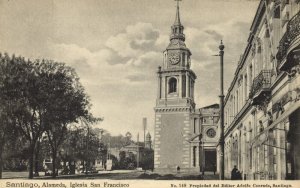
[170,0,185,41]
[174,0,182,25]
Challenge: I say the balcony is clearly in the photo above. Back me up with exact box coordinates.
[276,10,300,72]
[249,70,272,105]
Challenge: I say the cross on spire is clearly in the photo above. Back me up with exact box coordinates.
[174,0,182,25]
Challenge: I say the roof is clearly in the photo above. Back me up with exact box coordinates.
[201,103,219,109]
[122,143,143,148]
[120,143,143,151]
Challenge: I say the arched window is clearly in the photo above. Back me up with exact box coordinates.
[168,77,177,93]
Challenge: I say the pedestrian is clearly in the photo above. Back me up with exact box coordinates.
[231,165,238,180]
[176,166,180,174]
[213,163,216,175]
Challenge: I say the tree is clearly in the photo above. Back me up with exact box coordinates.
[118,151,137,170]
[119,151,126,169]
[97,141,107,170]
[8,57,46,179]
[59,125,105,174]
[2,125,28,171]
[0,53,35,178]
[34,60,100,178]
[101,133,127,148]
[0,53,100,179]
[0,102,16,178]
[125,152,136,170]
[59,125,85,174]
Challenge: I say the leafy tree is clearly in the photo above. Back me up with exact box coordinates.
[100,131,135,149]
[97,142,107,169]
[59,125,85,174]
[8,57,46,179]
[59,125,105,174]
[109,154,118,170]
[1,115,29,173]
[2,127,29,171]
[125,152,136,170]
[0,105,16,178]
[118,151,137,170]
[34,61,99,178]
[118,151,126,169]
[0,53,99,179]
[0,53,34,178]
[42,62,100,178]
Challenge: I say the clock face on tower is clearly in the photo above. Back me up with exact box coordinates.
[169,53,180,65]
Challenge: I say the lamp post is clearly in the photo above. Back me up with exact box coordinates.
[218,40,225,180]
[198,134,203,175]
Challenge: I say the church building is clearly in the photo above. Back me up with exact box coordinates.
[154,2,219,173]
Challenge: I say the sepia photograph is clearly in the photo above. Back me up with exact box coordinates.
[0,0,300,187]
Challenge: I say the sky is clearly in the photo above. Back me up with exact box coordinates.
[0,0,260,139]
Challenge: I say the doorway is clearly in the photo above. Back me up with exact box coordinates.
[204,150,216,172]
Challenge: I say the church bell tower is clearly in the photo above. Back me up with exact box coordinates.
[154,0,197,172]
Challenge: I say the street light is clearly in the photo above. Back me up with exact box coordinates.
[214,40,225,180]
[198,134,203,175]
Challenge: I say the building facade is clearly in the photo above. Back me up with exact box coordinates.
[154,2,219,173]
[220,0,300,180]
[192,104,220,173]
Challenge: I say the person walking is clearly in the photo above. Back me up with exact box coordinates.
[231,165,238,180]
[213,163,216,175]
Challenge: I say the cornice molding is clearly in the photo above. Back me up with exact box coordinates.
[154,107,192,113]
[158,68,197,79]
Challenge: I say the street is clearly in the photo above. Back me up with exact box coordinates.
[2,170,219,180]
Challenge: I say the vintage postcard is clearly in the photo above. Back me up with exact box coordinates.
[0,0,299,188]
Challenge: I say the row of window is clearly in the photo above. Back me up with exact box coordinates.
[224,1,292,130]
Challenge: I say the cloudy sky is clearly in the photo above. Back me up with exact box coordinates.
[0,0,259,139]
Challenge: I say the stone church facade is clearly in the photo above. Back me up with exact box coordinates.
[154,3,219,173]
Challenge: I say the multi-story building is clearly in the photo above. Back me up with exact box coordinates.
[220,0,300,180]
[154,2,220,173]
